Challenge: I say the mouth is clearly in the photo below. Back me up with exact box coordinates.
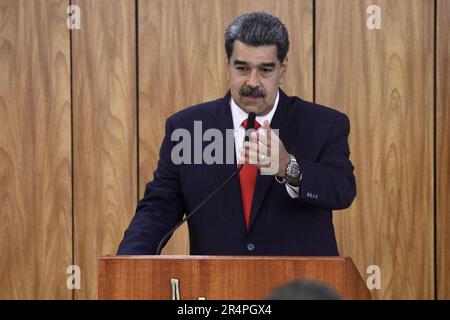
[241,95,263,100]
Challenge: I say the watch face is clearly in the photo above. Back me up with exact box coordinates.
[287,162,300,178]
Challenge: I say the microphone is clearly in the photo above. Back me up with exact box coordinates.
[155,112,256,255]
[244,111,256,142]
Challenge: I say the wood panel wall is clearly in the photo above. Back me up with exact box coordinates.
[0,0,72,299]
[0,0,448,300]
[437,0,450,301]
[71,0,137,299]
[316,0,434,299]
[138,0,313,255]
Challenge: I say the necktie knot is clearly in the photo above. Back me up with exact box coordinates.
[241,119,261,130]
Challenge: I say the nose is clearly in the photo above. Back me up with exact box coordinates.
[246,69,261,88]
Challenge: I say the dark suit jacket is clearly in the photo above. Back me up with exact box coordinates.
[117,90,356,256]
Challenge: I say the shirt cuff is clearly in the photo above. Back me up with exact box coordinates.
[285,184,300,198]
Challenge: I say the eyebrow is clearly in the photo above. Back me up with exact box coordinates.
[233,60,248,66]
[233,60,276,68]
[261,63,276,68]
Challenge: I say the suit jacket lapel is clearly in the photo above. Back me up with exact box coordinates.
[249,89,298,229]
[211,91,247,236]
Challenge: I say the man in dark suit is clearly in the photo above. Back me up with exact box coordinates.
[117,12,356,256]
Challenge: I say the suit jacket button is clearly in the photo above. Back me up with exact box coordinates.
[247,243,255,251]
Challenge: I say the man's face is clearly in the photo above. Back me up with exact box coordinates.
[227,40,287,116]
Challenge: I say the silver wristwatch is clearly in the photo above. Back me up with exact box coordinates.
[285,154,301,184]
[275,154,301,184]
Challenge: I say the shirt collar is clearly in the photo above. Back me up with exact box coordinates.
[230,90,280,129]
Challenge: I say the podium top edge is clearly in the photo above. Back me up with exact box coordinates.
[99,255,349,261]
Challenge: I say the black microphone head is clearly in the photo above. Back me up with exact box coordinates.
[244,112,256,142]
[246,112,256,130]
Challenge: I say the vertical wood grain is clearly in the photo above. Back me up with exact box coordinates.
[72,0,137,299]
[138,0,313,255]
[316,0,434,299]
[0,0,441,300]
[0,0,72,299]
[437,0,450,300]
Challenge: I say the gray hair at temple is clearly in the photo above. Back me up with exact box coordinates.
[224,12,290,63]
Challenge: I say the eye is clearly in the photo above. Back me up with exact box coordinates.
[236,66,248,72]
[261,68,273,74]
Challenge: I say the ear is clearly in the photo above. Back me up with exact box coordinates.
[279,57,288,85]
[226,58,231,81]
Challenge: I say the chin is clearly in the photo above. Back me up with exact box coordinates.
[245,105,261,114]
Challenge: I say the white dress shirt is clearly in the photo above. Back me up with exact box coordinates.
[230,91,300,198]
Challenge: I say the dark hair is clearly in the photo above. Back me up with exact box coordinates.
[267,279,343,300]
[224,12,290,63]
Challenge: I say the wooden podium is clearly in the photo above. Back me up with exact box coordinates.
[99,255,371,300]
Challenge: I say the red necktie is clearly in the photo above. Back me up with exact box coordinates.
[239,119,261,229]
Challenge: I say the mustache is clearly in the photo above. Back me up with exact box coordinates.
[239,86,266,98]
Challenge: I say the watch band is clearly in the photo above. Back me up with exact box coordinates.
[275,175,287,184]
